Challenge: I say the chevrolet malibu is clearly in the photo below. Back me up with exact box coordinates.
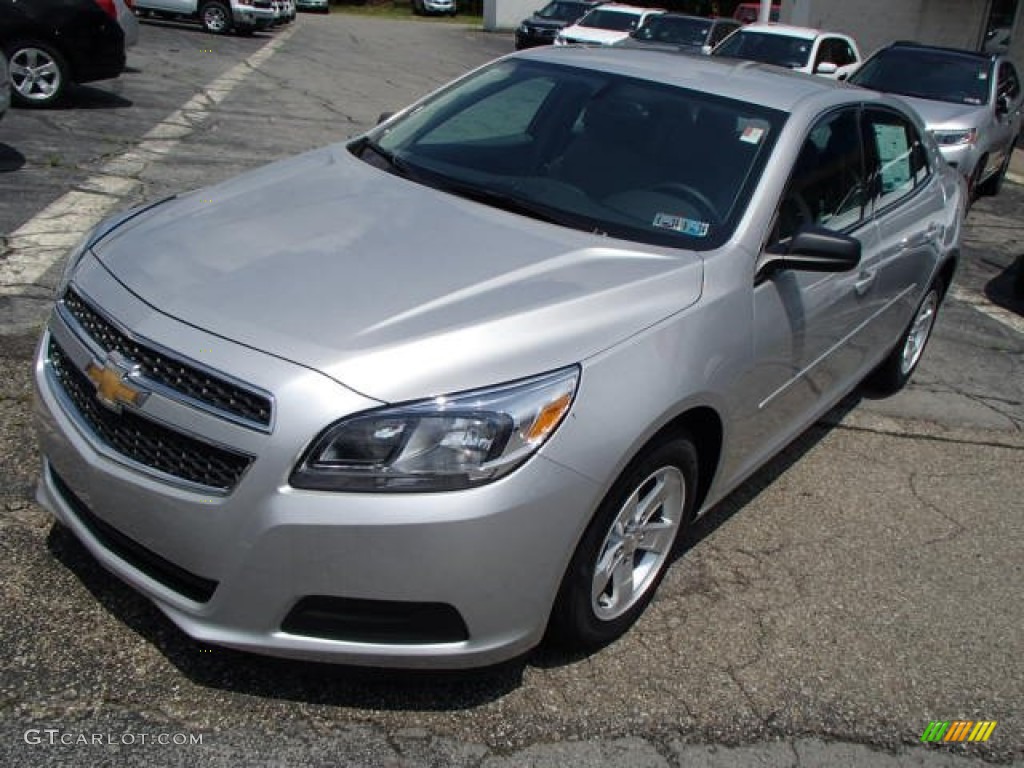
[35,47,965,668]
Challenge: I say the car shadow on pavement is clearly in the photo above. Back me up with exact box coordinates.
[44,394,862,702]
[985,255,1024,310]
[55,86,134,110]
[0,143,26,173]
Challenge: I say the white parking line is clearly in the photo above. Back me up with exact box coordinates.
[0,24,296,296]
[950,285,1024,336]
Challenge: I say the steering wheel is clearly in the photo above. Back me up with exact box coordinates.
[649,183,720,224]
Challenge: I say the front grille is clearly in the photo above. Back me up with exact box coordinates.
[62,289,272,429]
[48,338,253,492]
[50,467,218,603]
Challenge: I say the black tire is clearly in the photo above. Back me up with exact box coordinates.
[200,1,232,34]
[867,277,945,395]
[977,143,1016,198]
[4,40,69,108]
[547,435,697,652]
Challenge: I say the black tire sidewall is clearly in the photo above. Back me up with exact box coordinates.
[547,435,698,651]
[868,278,944,395]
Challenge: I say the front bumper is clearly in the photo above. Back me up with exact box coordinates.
[515,27,560,49]
[34,262,600,669]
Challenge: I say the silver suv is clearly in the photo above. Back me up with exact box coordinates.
[35,48,965,668]
[849,41,1024,199]
[134,0,275,34]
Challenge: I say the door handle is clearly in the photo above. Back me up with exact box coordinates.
[854,269,876,295]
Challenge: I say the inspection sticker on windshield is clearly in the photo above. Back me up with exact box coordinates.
[653,213,709,237]
[740,125,765,144]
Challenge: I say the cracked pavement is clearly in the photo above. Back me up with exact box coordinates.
[1,13,1022,768]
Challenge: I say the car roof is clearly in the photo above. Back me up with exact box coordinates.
[734,23,829,40]
[881,40,996,63]
[517,45,864,113]
[587,3,663,15]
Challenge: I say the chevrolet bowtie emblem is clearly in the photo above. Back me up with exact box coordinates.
[85,353,148,413]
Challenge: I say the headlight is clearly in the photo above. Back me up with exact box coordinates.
[932,128,977,147]
[290,366,580,492]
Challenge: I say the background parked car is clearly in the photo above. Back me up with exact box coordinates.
[555,3,664,46]
[849,41,1023,199]
[516,0,600,50]
[0,0,126,107]
[412,0,457,16]
[111,0,140,47]
[617,14,740,54]
[295,0,329,12]
[0,52,9,120]
[133,0,275,35]
[712,23,861,79]
[733,2,779,24]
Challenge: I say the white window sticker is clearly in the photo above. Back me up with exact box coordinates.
[653,213,710,237]
[740,125,764,144]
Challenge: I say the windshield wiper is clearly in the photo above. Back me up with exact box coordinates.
[434,179,603,232]
[355,137,414,179]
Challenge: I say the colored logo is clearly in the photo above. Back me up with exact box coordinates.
[85,353,148,413]
[921,721,997,743]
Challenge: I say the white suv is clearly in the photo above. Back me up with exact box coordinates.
[134,0,275,34]
[556,4,665,46]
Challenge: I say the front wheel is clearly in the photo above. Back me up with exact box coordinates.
[867,278,944,395]
[200,1,232,34]
[977,142,1016,198]
[547,435,697,652]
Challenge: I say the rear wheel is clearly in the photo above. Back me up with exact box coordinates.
[5,41,68,107]
[547,435,697,651]
[200,1,232,34]
[867,278,944,395]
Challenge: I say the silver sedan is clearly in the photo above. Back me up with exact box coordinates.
[35,47,965,668]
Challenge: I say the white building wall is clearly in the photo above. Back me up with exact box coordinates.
[484,0,543,31]
[780,0,992,58]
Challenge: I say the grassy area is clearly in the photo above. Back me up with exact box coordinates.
[324,2,483,24]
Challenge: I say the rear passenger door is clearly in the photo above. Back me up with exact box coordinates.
[860,106,946,351]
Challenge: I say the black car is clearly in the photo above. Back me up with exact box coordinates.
[515,0,601,50]
[0,0,125,107]
[618,13,741,54]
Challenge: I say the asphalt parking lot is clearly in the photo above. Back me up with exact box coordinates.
[1,13,1022,768]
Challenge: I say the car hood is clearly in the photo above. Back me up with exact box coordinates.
[523,16,569,30]
[92,145,704,403]
[560,25,632,44]
[895,96,987,129]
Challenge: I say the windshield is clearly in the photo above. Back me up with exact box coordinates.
[578,9,643,31]
[536,1,589,21]
[358,59,785,251]
[714,30,813,69]
[849,49,992,106]
[633,16,711,47]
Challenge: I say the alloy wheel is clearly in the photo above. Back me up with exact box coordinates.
[9,47,61,103]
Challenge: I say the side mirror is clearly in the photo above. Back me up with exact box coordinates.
[996,94,1011,116]
[760,226,861,280]
[701,44,713,55]
[376,111,395,126]
[815,61,839,75]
